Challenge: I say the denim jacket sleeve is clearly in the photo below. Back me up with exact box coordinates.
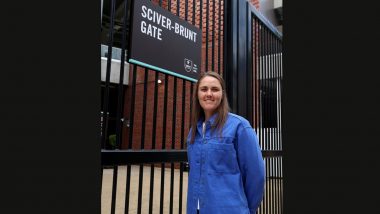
[235,125,265,213]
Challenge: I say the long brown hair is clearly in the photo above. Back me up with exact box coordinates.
[189,71,230,144]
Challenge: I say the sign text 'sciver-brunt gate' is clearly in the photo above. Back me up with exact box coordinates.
[128,0,202,82]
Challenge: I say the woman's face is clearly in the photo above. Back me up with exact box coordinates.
[198,76,223,117]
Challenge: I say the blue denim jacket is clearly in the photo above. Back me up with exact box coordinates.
[186,113,265,214]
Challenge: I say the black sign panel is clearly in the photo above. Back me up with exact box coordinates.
[128,0,201,82]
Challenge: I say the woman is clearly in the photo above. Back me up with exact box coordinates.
[186,71,265,214]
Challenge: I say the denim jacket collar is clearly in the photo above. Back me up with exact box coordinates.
[196,112,219,136]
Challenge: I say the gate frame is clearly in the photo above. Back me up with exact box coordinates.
[224,0,282,124]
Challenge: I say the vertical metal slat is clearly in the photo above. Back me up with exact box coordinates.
[124,64,137,214]
[101,0,117,149]
[206,0,210,71]
[217,0,222,74]
[137,68,149,214]
[211,0,215,71]
[148,70,160,214]
[110,166,118,214]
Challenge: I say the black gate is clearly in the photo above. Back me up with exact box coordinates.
[251,5,283,214]
[100,0,283,213]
